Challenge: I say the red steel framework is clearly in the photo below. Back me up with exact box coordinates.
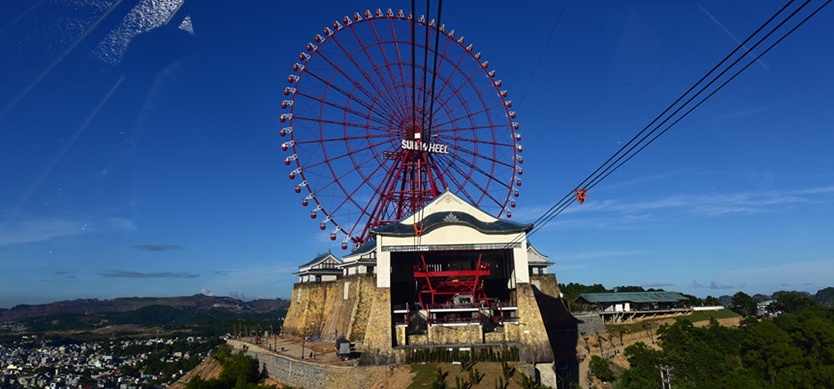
[413,254,491,308]
[282,9,523,248]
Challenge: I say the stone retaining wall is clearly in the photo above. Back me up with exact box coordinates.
[228,339,395,389]
[574,313,607,335]
[281,275,375,344]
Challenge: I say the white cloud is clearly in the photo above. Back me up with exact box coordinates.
[555,250,646,261]
[198,263,298,300]
[527,185,834,231]
[0,215,138,247]
[0,217,84,246]
[710,281,735,289]
[94,0,185,64]
[718,260,834,293]
[641,282,674,288]
[178,15,194,35]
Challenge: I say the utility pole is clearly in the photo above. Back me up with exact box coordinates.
[657,365,674,389]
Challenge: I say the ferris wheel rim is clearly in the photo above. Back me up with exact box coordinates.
[283,9,522,246]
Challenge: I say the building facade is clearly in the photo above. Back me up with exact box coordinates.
[281,192,560,364]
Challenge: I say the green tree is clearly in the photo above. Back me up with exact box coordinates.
[680,293,702,307]
[704,295,720,306]
[731,292,757,317]
[187,349,274,389]
[614,286,645,293]
[773,291,816,313]
[741,320,804,385]
[616,342,662,389]
[589,355,614,382]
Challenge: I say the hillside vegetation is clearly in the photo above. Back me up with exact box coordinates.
[605,304,834,388]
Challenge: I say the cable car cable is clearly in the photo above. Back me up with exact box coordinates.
[507,0,829,245]
[527,0,830,240]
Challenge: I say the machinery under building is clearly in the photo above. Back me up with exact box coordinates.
[281,192,565,364]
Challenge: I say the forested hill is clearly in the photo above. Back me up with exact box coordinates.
[0,295,289,322]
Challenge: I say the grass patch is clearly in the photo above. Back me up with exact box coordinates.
[605,309,741,334]
[408,363,440,389]
[686,309,741,322]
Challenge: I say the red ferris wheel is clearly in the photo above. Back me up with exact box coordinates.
[281,9,522,249]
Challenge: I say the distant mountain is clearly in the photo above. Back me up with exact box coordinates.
[0,294,289,322]
[817,287,834,308]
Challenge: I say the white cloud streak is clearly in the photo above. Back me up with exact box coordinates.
[0,218,83,246]
[528,186,834,231]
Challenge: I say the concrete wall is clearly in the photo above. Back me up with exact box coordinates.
[281,275,375,343]
[359,287,395,364]
[531,274,561,299]
[574,314,606,336]
[515,283,555,363]
[427,324,484,344]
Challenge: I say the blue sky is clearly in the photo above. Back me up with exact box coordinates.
[1,0,832,308]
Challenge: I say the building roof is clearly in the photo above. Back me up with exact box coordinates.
[527,242,553,265]
[372,211,532,237]
[292,268,343,276]
[575,292,688,304]
[370,191,533,238]
[350,239,376,255]
[298,251,341,269]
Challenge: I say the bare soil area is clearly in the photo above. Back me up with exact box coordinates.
[167,357,223,389]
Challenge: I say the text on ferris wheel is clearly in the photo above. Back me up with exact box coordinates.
[401,140,450,154]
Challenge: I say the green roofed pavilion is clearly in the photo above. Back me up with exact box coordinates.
[575,291,687,304]
[574,291,691,323]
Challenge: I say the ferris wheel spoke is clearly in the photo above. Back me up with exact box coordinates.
[445,142,515,170]
[312,48,401,118]
[346,31,408,112]
[318,144,400,221]
[300,68,391,122]
[341,151,407,234]
[428,58,482,124]
[423,45,468,119]
[423,26,455,135]
[300,136,396,171]
[295,89,391,127]
[428,154,481,206]
[387,17,416,113]
[430,77,499,129]
[324,31,404,118]
[293,115,390,132]
[448,154,512,192]
[436,133,514,148]
[295,132,394,146]
[436,153,506,208]
[432,95,504,128]
[364,21,412,115]
[347,150,413,238]
[412,23,431,128]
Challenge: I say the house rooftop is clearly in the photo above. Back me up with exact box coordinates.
[575,291,687,304]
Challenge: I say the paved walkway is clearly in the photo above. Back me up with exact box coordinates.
[234,336,345,365]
